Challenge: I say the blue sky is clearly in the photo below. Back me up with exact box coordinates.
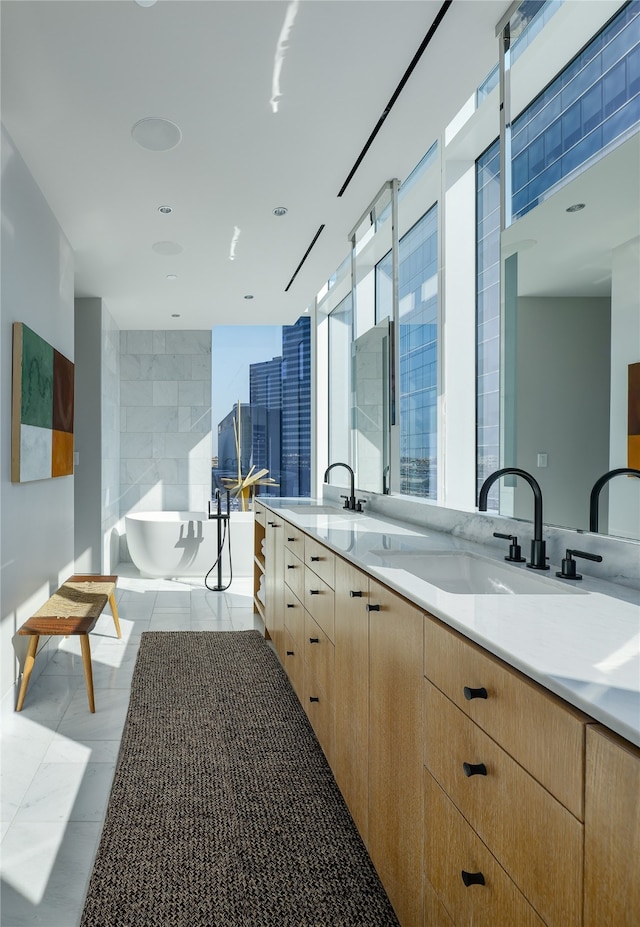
[211,325,283,455]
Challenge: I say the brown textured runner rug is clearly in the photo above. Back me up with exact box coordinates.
[80,630,399,927]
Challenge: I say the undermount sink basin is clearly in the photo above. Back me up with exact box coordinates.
[282,504,362,517]
[370,549,584,595]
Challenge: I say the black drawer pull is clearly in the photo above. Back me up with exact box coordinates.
[268,521,276,526]
[286,603,295,608]
[349,590,363,597]
[287,536,295,542]
[461,871,485,887]
[463,762,487,777]
[309,589,320,595]
[309,696,320,703]
[287,564,296,569]
[286,650,294,656]
[310,556,321,562]
[309,637,319,644]
[366,604,380,612]
[463,686,488,700]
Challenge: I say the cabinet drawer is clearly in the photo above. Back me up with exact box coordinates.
[425,680,583,927]
[304,665,334,768]
[584,726,640,927]
[424,769,546,927]
[425,616,587,818]
[304,535,335,588]
[424,877,455,927]
[283,628,304,702]
[253,503,266,527]
[284,547,305,604]
[283,591,305,649]
[304,612,334,701]
[304,570,335,642]
[283,522,305,559]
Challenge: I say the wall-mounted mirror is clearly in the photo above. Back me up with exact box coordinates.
[501,119,640,540]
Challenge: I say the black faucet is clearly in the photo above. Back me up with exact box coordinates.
[589,468,640,532]
[478,467,549,570]
[324,462,360,511]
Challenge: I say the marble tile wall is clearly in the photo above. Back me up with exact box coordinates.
[119,330,212,560]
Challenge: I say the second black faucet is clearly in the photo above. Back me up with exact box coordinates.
[478,467,549,570]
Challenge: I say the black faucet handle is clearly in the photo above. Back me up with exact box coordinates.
[356,498,366,512]
[339,494,352,510]
[556,548,603,581]
[493,532,526,563]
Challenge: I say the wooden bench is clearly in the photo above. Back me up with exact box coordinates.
[16,574,121,713]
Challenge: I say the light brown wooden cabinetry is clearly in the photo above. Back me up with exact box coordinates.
[424,615,589,927]
[284,546,305,603]
[282,579,304,701]
[253,503,266,621]
[425,679,582,926]
[264,514,284,658]
[333,557,371,842]
[254,508,639,927]
[424,769,546,927]
[424,616,586,818]
[369,578,424,927]
[584,725,640,927]
[301,545,336,767]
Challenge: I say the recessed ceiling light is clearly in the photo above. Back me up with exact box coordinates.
[135,1,157,7]
[273,207,288,217]
[152,241,183,255]
[166,274,177,281]
[132,117,182,151]
[158,205,173,215]
[171,313,180,318]
[244,294,254,300]
[566,203,586,213]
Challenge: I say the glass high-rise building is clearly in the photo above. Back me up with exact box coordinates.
[249,315,311,497]
[281,316,311,497]
[249,355,282,495]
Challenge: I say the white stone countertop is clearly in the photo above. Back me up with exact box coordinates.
[260,498,640,748]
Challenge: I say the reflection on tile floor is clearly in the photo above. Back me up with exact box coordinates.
[0,565,262,927]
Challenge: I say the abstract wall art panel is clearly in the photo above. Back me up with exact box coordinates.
[629,361,640,470]
[12,323,74,482]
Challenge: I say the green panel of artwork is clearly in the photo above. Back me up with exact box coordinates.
[21,324,54,428]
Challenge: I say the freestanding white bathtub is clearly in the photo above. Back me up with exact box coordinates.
[124,510,254,579]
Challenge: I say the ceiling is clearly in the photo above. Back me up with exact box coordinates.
[1,0,509,330]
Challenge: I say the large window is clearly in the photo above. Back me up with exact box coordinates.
[511,0,640,218]
[327,296,352,477]
[212,316,311,505]
[377,205,439,498]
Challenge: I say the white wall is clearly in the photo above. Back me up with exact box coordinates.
[102,307,121,570]
[608,237,640,539]
[0,125,75,700]
[442,159,477,512]
[74,298,121,573]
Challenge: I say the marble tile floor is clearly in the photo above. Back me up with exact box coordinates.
[0,565,262,927]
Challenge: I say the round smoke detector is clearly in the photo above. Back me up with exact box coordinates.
[132,117,182,152]
[152,241,184,256]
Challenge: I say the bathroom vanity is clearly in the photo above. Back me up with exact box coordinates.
[253,499,640,927]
